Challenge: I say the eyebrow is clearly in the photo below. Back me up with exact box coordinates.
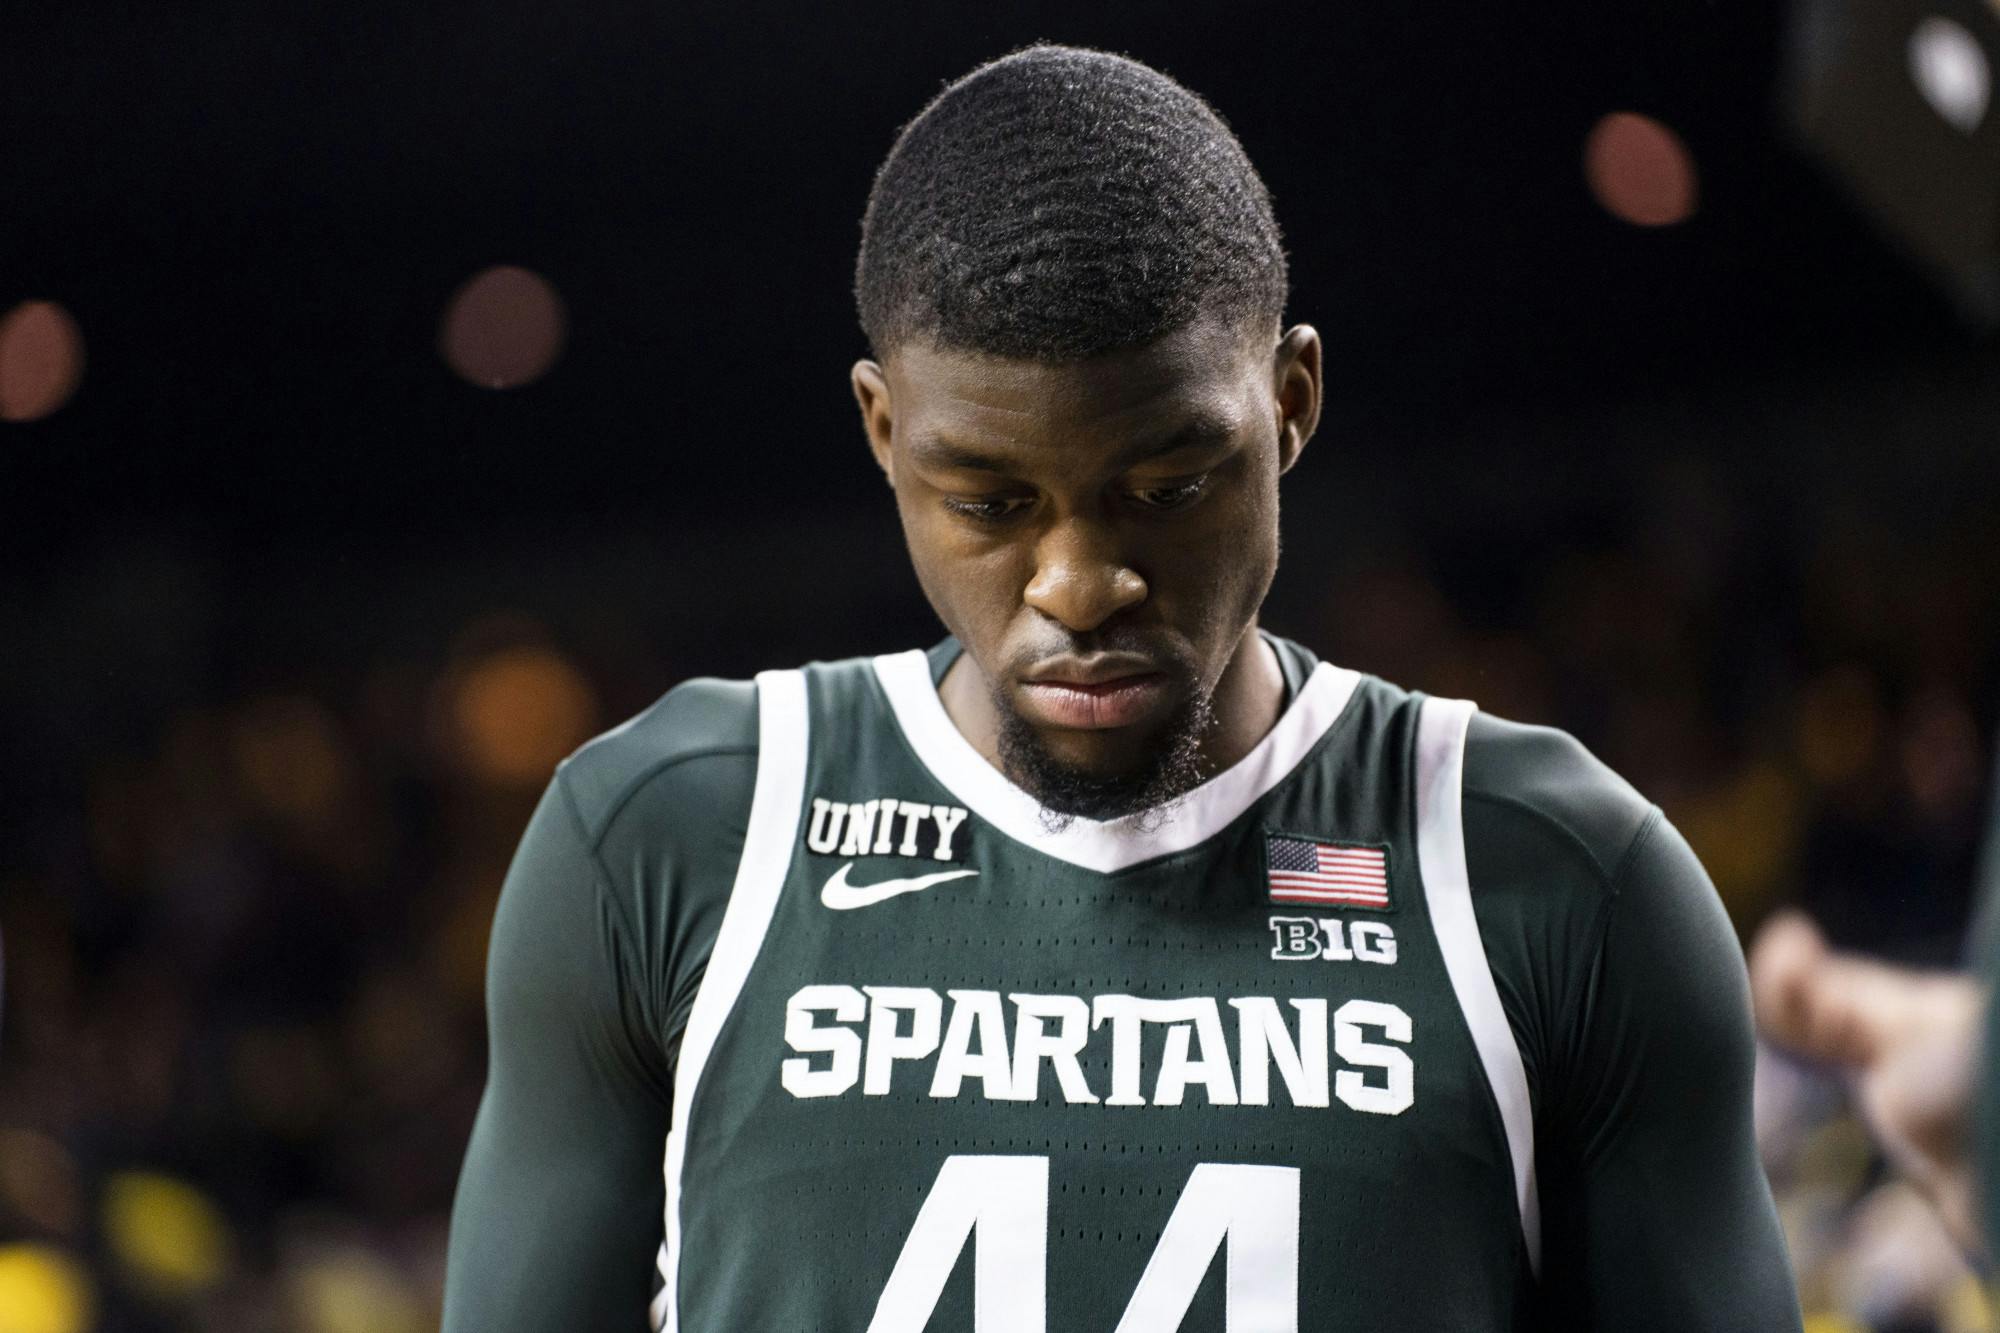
[907,414,1240,475]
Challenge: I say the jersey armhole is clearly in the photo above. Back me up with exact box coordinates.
[652,668,811,1332]
[1414,694,1543,1279]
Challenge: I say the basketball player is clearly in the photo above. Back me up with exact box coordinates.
[441,44,1801,1331]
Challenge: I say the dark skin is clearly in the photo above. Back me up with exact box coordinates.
[852,313,1322,798]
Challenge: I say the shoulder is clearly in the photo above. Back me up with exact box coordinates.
[533,675,769,1042]
[1458,711,1658,897]
[1450,709,1750,1103]
[1448,710,1666,1096]
[556,675,761,848]
[479,679,766,1117]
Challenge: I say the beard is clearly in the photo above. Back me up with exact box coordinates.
[992,675,1219,830]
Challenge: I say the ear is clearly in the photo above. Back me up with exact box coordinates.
[851,358,897,485]
[1271,324,1322,475]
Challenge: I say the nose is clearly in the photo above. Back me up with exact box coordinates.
[1022,517,1148,632]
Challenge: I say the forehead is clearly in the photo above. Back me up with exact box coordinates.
[885,317,1267,452]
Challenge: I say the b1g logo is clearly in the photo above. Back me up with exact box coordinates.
[1268,914,1396,965]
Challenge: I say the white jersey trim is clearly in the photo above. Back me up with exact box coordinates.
[1413,695,1542,1278]
[652,668,809,1332]
[872,648,1363,874]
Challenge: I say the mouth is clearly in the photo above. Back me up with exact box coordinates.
[1016,655,1176,731]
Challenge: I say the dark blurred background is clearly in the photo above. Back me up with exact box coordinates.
[3,1,1997,1328]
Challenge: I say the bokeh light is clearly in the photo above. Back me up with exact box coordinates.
[228,694,354,829]
[1909,16,1990,134]
[0,1130,83,1238]
[0,1232,92,1328]
[285,1243,429,1333]
[438,265,566,389]
[1583,111,1699,227]
[448,644,598,787]
[1900,688,1981,820]
[102,1171,233,1299]
[1675,761,1802,918]
[0,1244,93,1333]
[1798,1315,1866,1333]
[0,300,85,422]
[1796,665,1884,788]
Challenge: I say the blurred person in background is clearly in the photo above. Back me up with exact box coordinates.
[440,43,1799,1332]
[1750,789,1999,1265]
[1754,908,1986,1251]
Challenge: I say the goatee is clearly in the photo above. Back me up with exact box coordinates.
[993,684,1219,831]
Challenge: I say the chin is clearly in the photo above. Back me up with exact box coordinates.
[995,686,1219,825]
[1028,725,1162,780]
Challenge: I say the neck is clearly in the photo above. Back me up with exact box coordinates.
[1199,624,1286,772]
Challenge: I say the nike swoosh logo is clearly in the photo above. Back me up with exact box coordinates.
[820,862,979,910]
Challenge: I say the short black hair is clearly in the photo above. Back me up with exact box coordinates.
[855,44,1287,362]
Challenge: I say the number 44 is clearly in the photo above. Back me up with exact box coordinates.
[868,1155,1299,1332]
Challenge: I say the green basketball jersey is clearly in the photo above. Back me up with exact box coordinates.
[442,636,1802,1333]
[661,640,1529,1332]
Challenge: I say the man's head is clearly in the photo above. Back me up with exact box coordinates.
[854,43,1287,362]
[851,45,1321,823]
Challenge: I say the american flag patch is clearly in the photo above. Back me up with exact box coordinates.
[1265,834,1391,909]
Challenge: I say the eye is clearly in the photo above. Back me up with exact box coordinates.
[1128,475,1210,512]
[941,494,1032,524]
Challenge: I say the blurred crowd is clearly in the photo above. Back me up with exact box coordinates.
[1,425,1994,1330]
